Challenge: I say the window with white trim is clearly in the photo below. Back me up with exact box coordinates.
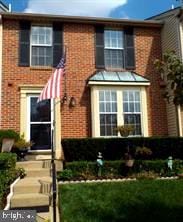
[97,88,144,137]
[123,90,142,135]
[104,30,124,68]
[99,90,117,136]
[31,26,52,66]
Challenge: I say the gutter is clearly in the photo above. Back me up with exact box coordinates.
[0,12,163,28]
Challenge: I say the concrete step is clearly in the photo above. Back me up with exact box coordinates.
[11,193,50,209]
[37,212,50,222]
[16,161,44,169]
[13,178,42,194]
[13,177,52,194]
[25,168,51,177]
[27,153,51,161]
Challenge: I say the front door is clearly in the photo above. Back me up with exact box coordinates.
[28,96,52,150]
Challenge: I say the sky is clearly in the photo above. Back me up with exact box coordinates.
[2,0,182,19]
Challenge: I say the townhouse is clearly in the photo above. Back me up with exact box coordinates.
[149,7,183,136]
[0,12,168,158]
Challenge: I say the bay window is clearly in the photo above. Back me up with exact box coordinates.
[91,86,148,137]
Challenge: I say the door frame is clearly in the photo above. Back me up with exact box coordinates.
[20,85,61,156]
[27,95,53,151]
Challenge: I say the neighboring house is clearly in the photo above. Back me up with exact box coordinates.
[0,0,9,12]
[149,7,183,136]
[0,1,10,130]
[0,12,168,158]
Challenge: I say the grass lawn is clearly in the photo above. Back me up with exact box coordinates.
[59,180,183,222]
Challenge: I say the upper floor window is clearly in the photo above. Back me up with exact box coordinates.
[19,21,63,67]
[31,26,53,66]
[95,26,135,70]
[104,30,124,69]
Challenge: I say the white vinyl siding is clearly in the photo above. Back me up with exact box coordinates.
[161,15,180,136]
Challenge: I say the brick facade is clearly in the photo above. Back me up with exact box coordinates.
[1,17,168,138]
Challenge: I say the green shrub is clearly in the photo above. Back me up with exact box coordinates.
[0,153,17,170]
[57,169,73,181]
[0,129,19,144]
[16,167,26,179]
[57,159,183,181]
[0,153,17,209]
[62,137,183,161]
[135,146,152,159]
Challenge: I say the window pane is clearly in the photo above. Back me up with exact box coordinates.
[135,102,140,112]
[129,103,134,112]
[100,114,117,136]
[104,30,123,49]
[111,114,117,124]
[135,91,140,101]
[32,46,52,66]
[100,125,105,136]
[106,125,111,136]
[112,103,117,112]
[123,91,128,101]
[100,114,105,125]
[99,90,117,136]
[106,103,111,112]
[99,103,105,112]
[105,49,124,68]
[124,114,141,135]
[123,102,128,112]
[39,35,45,44]
[129,92,134,101]
[31,98,51,122]
[31,26,52,45]
[99,91,104,101]
[105,91,110,101]
[111,91,117,101]
[123,90,142,136]
[31,124,51,150]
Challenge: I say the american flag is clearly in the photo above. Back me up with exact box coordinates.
[37,55,66,103]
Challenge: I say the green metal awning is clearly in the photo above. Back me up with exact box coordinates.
[88,71,150,86]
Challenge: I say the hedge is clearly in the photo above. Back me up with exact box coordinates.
[0,153,17,170]
[62,137,183,161]
[0,153,17,209]
[57,159,183,181]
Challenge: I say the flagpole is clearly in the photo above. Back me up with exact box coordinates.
[51,98,57,222]
[37,52,66,222]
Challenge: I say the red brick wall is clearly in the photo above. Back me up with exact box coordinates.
[1,18,168,137]
[135,27,168,136]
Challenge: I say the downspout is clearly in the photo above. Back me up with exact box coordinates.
[176,9,183,136]
[0,15,2,128]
